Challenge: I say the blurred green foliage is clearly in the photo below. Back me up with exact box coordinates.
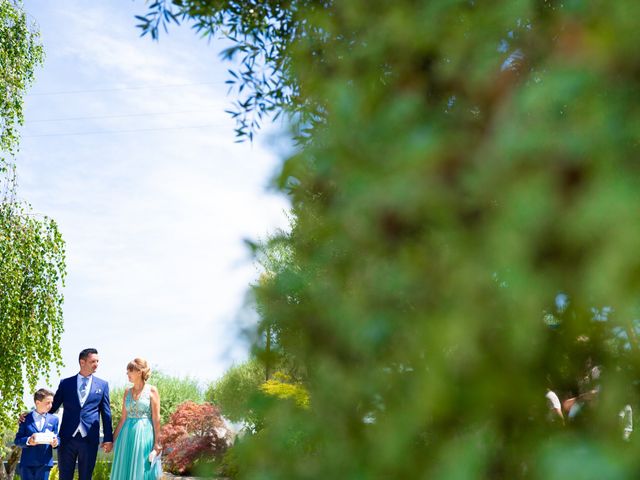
[141,0,640,478]
[110,370,203,427]
[260,373,310,409]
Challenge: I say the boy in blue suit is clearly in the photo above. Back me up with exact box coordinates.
[14,388,60,480]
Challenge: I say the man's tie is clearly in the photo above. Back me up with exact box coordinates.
[79,377,88,400]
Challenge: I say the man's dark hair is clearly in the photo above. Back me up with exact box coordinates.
[79,348,98,362]
[34,388,54,403]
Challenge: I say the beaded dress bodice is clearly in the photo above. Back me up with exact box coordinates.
[126,384,152,419]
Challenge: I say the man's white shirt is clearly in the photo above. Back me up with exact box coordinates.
[545,390,561,411]
[33,411,46,431]
[26,411,46,446]
[73,373,93,437]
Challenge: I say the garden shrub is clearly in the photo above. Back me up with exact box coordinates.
[160,401,231,475]
[260,373,310,409]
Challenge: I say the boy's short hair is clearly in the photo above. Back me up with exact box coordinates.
[34,388,54,403]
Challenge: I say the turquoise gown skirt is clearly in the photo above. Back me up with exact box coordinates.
[110,386,161,480]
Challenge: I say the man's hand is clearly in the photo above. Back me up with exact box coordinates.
[18,411,29,423]
[27,433,37,446]
[102,442,113,453]
[562,397,577,414]
[51,437,59,448]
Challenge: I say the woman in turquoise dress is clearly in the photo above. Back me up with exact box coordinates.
[110,358,162,480]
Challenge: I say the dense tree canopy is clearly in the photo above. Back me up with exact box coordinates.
[141,0,640,478]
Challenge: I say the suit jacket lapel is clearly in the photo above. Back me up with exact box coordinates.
[44,413,54,432]
[70,376,82,407]
[27,414,38,433]
[88,377,99,403]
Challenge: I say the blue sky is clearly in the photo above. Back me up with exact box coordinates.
[18,1,289,390]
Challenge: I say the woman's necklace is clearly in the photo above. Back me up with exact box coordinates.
[131,383,145,401]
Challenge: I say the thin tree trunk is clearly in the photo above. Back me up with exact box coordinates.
[265,324,272,381]
[4,445,21,480]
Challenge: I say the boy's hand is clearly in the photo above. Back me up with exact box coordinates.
[51,437,59,447]
[27,433,37,446]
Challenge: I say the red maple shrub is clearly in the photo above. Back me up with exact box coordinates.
[160,401,232,474]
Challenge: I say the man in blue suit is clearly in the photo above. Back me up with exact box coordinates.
[14,388,60,480]
[50,348,113,480]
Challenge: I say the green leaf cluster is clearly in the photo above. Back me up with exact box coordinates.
[137,0,306,141]
[0,204,65,430]
[260,373,309,409]
[0,0,43,162]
